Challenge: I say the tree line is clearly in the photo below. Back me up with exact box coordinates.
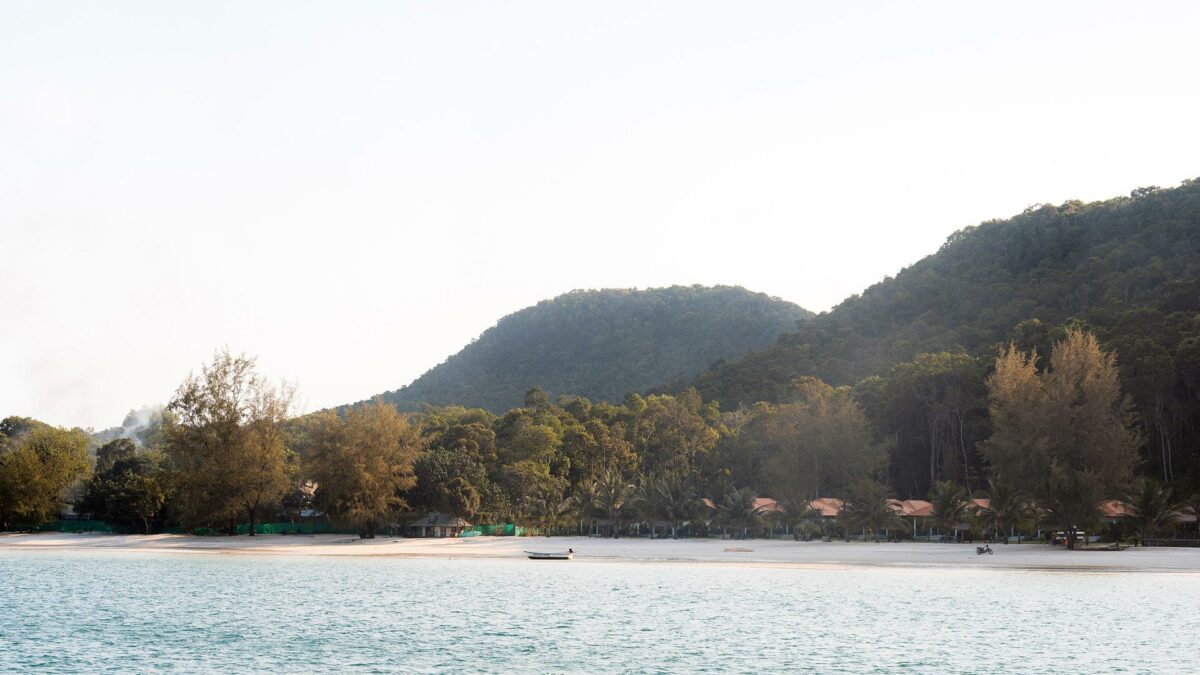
[4,331,1198,549]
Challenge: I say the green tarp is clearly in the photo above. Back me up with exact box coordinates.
[31,520,113,533]
[460,524,524,537]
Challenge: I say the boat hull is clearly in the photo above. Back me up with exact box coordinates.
[524,551,573,560]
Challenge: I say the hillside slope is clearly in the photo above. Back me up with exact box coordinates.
[368,285,810,412]
[694,179,1200,407]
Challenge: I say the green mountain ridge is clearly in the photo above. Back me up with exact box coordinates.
[692,179,1200,408]
[363,285,811,413]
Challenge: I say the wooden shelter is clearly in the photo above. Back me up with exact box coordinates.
[407,512,471,538]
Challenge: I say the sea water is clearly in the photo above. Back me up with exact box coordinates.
[0,550,1196,673]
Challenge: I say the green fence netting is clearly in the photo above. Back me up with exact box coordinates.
[18,520,357,536]
[460,524,524,537]
[174,522,359,536]
[21,519,515,537]
[30,520,114,533]
[233,521,362,535]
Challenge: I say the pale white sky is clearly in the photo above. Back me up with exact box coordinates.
[3,1,1198,429]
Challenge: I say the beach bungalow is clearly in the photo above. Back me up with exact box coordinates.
[1098,499,1199,545]
[894,499,935,539]
[806,497,843,537]
[407,512,471,538]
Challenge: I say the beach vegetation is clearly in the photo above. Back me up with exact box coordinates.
[981,331,1140,548]
[305,399,424,539]
[715,485,767,540]
[976,480,1033,543]
[928,480,971,542]
[634,472,701,539]
[1181,493,1200,538]
[164,349,296,535]
[759,378,880,505]
[770,494,819,540]
[1124,478,1181,541]
[78,440,168,534]
[838,479,906,542]
[0,424,91,530]
[591,469,634,538]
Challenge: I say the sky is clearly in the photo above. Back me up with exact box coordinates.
[3,1,1199,430]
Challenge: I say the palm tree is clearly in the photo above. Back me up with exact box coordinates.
[1181,493,1200,540]
[929,480,970,542]
[716,486,766,540]
[1125,477,1181,543]
[592,469,633,538]
[977,479,1032,543]
[839,479,906,542]
[632,474,660,538]
[528,488,571,536]
[640,472,700,539]
[773,494,818,540]
[569,479,600,535]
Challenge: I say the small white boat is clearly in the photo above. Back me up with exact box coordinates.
[525,549,574,560]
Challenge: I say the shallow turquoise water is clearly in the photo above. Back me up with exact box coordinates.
[1,550,1196,673]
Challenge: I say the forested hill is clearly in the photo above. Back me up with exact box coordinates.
[693,179,1200,408]
[367,286,810,412]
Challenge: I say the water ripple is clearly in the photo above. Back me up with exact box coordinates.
[0,551,1196,673]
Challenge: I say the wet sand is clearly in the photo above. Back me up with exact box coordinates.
[4,532,1199,572]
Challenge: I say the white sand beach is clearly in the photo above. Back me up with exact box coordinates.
[3,532,1198,572]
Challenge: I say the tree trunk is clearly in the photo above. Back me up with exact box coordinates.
[247,506,257,536]
[929,416,938,488]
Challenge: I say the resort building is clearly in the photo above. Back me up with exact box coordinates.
[407,512,471,538]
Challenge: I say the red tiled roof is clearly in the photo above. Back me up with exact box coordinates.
[1099,500,1134,518]
[808,497,843,517]
[753,497,780,513]
[897,499,934,517]
[1098,499,1198,523]
[700,495,1186,524]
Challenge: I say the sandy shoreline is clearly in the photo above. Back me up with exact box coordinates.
[3,532,1199,572]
